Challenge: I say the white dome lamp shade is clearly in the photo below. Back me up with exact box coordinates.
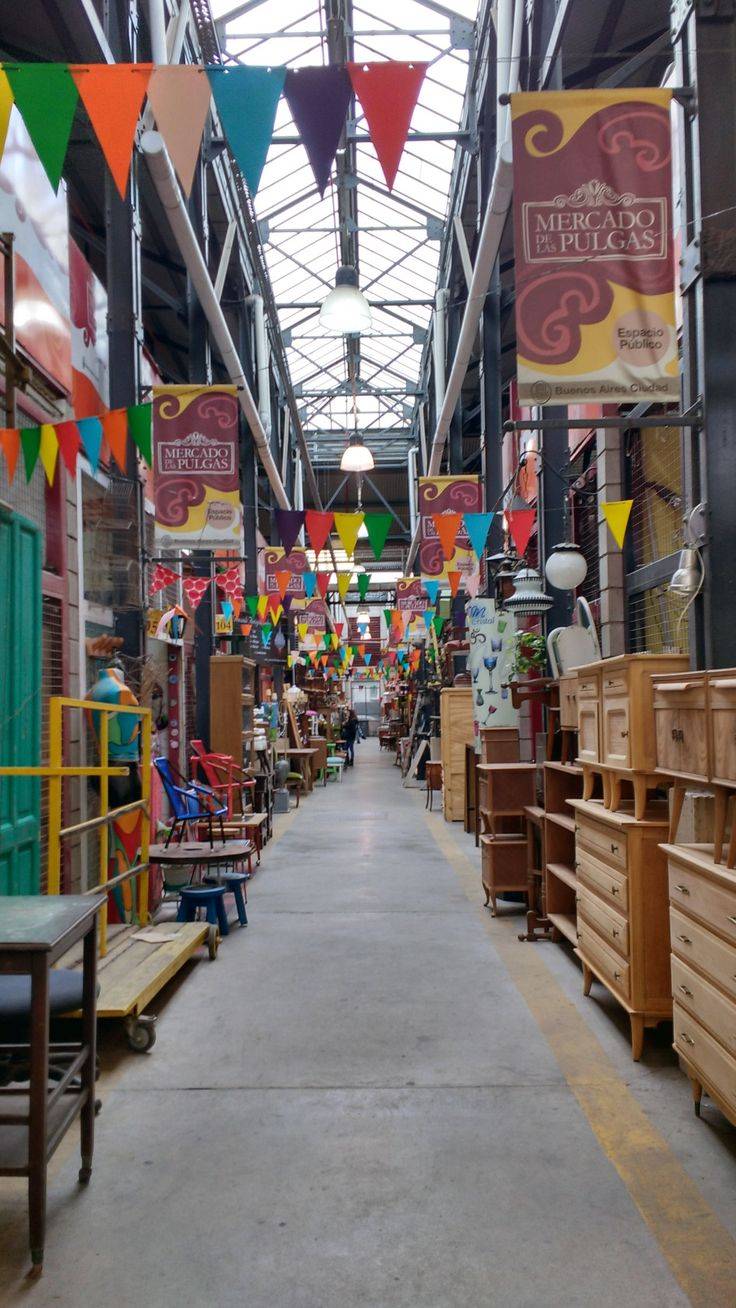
[340,433,374,473]
[319,266,372,335]
[544,541,588,591]
[504,567,554,617]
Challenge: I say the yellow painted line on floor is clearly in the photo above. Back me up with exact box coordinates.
[422,801,736,1308]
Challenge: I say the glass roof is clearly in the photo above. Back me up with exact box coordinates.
[211,0,477,468]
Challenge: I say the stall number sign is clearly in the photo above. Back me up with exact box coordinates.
[215,613,234,636]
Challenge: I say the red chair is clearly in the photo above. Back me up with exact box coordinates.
[190,739,256,819]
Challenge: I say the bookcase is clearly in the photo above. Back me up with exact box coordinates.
[209,654,257,773]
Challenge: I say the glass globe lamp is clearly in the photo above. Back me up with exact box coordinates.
[544,542,588,591]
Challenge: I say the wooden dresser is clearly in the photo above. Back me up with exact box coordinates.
[478,763,536,916]
[439,688,474,822]
[571,798,671,1059]
[664,842,736,1126]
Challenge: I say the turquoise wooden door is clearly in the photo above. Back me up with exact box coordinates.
[0,508,42,893]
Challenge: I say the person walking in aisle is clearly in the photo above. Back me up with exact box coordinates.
[343,709,360,767]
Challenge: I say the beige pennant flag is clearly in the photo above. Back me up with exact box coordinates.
[147,65,212,197]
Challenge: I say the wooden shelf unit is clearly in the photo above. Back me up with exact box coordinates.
[543,762,584,945]
[210,654,257,774]
[477,763,536,916]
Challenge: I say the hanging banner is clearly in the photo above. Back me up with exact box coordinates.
[153,385,241,549]
[264,546,309,597]
[510,89,677,404]
[396,577,427,613]
[418,475,482,579]
[465,598,518,745]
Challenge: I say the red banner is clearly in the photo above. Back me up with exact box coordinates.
[418,476,482,578]
[264,546,309,596]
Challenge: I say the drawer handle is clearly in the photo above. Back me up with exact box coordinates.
[610,843,619,854]
[671,728,685,743]
[658,682,697,692]
[675,884,690,895]
[614,970,622,980]
[677,934,693,945]
[679,1032,695,1047]
[679,984,693,996]
[711,678,736,690]
[611,885,620,895]
[728,916,736,926]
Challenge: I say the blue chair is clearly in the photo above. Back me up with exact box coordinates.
[154,757,227,849]
[177,885,229,936]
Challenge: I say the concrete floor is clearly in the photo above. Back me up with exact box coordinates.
[2,740,736,1304]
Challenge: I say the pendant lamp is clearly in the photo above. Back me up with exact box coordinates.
[544,541,588,591]
[504,567,554,617]
[340,433,374,472]
[319,266,372,335]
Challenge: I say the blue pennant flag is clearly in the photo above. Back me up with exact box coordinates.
[464,511,494,560]
[422,578,440,606]
[422,610,434,630]
[303,571,317,598]
[77,416,103,471]
[364,653,372,664]
[222,600,233,619]
[206,65,286,195]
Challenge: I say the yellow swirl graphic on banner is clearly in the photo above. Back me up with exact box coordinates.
[512,88,672,158]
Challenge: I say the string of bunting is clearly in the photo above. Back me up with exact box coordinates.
[0,60,428,202]
[0,402,152,486]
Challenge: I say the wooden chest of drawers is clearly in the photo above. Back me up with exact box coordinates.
[571,799,671,1059]
[663,842,736,1125]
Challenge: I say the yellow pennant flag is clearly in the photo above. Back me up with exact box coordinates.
[331,632,339,650]
[257,595,269,619]
[334,512,364,557]
[337,571,352,603]
[297,621,308,642]
[269,603,284,625]
[601,499,634,549]
[39,423,59,485]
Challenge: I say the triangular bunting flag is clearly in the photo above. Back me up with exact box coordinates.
[55,420,81,476]
[147,65,212,198]
[77,416,103,471]
[305,509,334,554]
[364,511,392,560]
[233,598,242,619]
[21,427,41,481]
[463,511,494,560]
[245,595,259,618]
[0,71,12,168]
[221,600,233,619]
[297,622,308,642]
[506,506,536,557]
[357,572,370,601]
[465,569,481,599]
[261,625,272,647]
[72,63,154,198]
[215,565,240,595]
[364,653,372,665]
[316,572,330,600]
[275,569,291,600]
[602,499,634,549]
[127,402,152,466]
[268,599,284,624]
[149,563,179,596]
[5,64,79,191]
[334,512,364,557]
[303,571,317,598]
[347,62,428,190]
[422,610,433,630]
[206,66,286,196]
[102,408,128,473]
[284,66,351,196]
[257,595,269,620]
[38,424,58,485]
[334,622,344,636]
[0,427,20,483]
[337,572,352,603]
[432,512,462,561]
[447,570,461,599]
[275,508,305,555]
[432,614,446,637]
[422,578,440,605]
[240,622,252,637]
[183,575,211,611]
[331,633,339,650]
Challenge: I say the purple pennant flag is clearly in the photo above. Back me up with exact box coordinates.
[284,66,352,196]
[275,509,305,555]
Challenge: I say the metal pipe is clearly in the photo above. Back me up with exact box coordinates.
[146,0,168,61]
[432,286,447,421]
[141,129,290,509]
[408,445,418,538]
[248,292,271,437]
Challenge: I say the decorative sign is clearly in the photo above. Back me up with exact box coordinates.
[153,384,241,550]
[264,546,309,596]
[396,577,426,613]
[418,475,482,579]
[465,598,518,745]
[510,89,677,404]
[291,597,328,632]
[214,612,234,636]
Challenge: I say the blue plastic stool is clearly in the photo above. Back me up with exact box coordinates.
[204,871,248,927]
[177,884,229,936]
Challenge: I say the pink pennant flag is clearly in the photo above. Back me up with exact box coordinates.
[149,563,180,596]
[183,575,211,611]
[147,66,212,198]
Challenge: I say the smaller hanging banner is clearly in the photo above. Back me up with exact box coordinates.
[396,578,426,613]
[419,476,482,579]
[265,546,308,597]
[601,499,634,548]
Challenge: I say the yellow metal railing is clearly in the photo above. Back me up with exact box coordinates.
[0,697,152,956]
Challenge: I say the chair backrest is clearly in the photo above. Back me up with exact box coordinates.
[154,757,192,818]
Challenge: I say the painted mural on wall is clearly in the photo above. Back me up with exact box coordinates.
[465,597,518,744]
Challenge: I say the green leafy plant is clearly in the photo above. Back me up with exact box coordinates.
[510,630,547,678]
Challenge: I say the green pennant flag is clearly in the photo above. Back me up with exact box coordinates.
[432,614,446,637]
[127,402,152,465]
[262,620,273,637]
[21,426,41,480]
[364,512,392,561]
[383,608,393,629]
[357,572,370,602]
[5,64,80,191]
[245,595,259,618]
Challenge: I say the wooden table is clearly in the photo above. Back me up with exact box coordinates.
[0,894,104,1273]
[280,746,318,793]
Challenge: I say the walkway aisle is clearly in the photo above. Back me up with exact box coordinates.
[1,741,729,1305]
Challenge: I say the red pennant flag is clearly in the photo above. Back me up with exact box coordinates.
[0,427,20,483]
[447,571,461,598]
[316,571,330,600]
[305,510,334,554]
[102,408,128,473]
[334,622,343,636]
[72,64,154,198]
[275,569,291,600]
[215,565,241,597]
[347,62,428,190]
[506,507,536,557]
[149,563,180,596]
[182,575,211,611]
[432,512,462,561]
[55,420,82,476]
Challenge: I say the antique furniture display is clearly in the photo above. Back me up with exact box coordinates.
[478,763,536,916]
[439,688,474,822]
[543,762,585,946]
[209,654,257,775]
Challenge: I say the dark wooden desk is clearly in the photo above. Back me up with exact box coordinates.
[0,895,104,1273]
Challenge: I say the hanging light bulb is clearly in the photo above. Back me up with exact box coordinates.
[504,567,554,617]
[319,266,372,335]
[544,541,588,591]
[340,433,374,472]
[273,629,286,652]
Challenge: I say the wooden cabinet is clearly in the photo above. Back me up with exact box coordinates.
[706,672,736,786]
[558,674,579,731]
[209,655,257,773]
[481,834,528,916]
[576,671,600,765]
[440,689,474,822]
[571,799,671,1059]
[664,842,736,1127]
[652,673,709,783]
[479,727,520,763]
[477,761,536,916]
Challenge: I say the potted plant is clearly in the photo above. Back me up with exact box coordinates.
[510,629,548,679]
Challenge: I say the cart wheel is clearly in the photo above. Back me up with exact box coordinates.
[125,1015,157,1053]
[208,925,219,960]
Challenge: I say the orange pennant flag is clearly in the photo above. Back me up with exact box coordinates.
[232,598,242,619]
[102,408,128,473]
[72,64,154,198]
[433,512,462,561]
[0,427,20,483]
[240,622,252,636]
[275,569,291,600]
[146,65,212,197]
[447,570,461,598]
